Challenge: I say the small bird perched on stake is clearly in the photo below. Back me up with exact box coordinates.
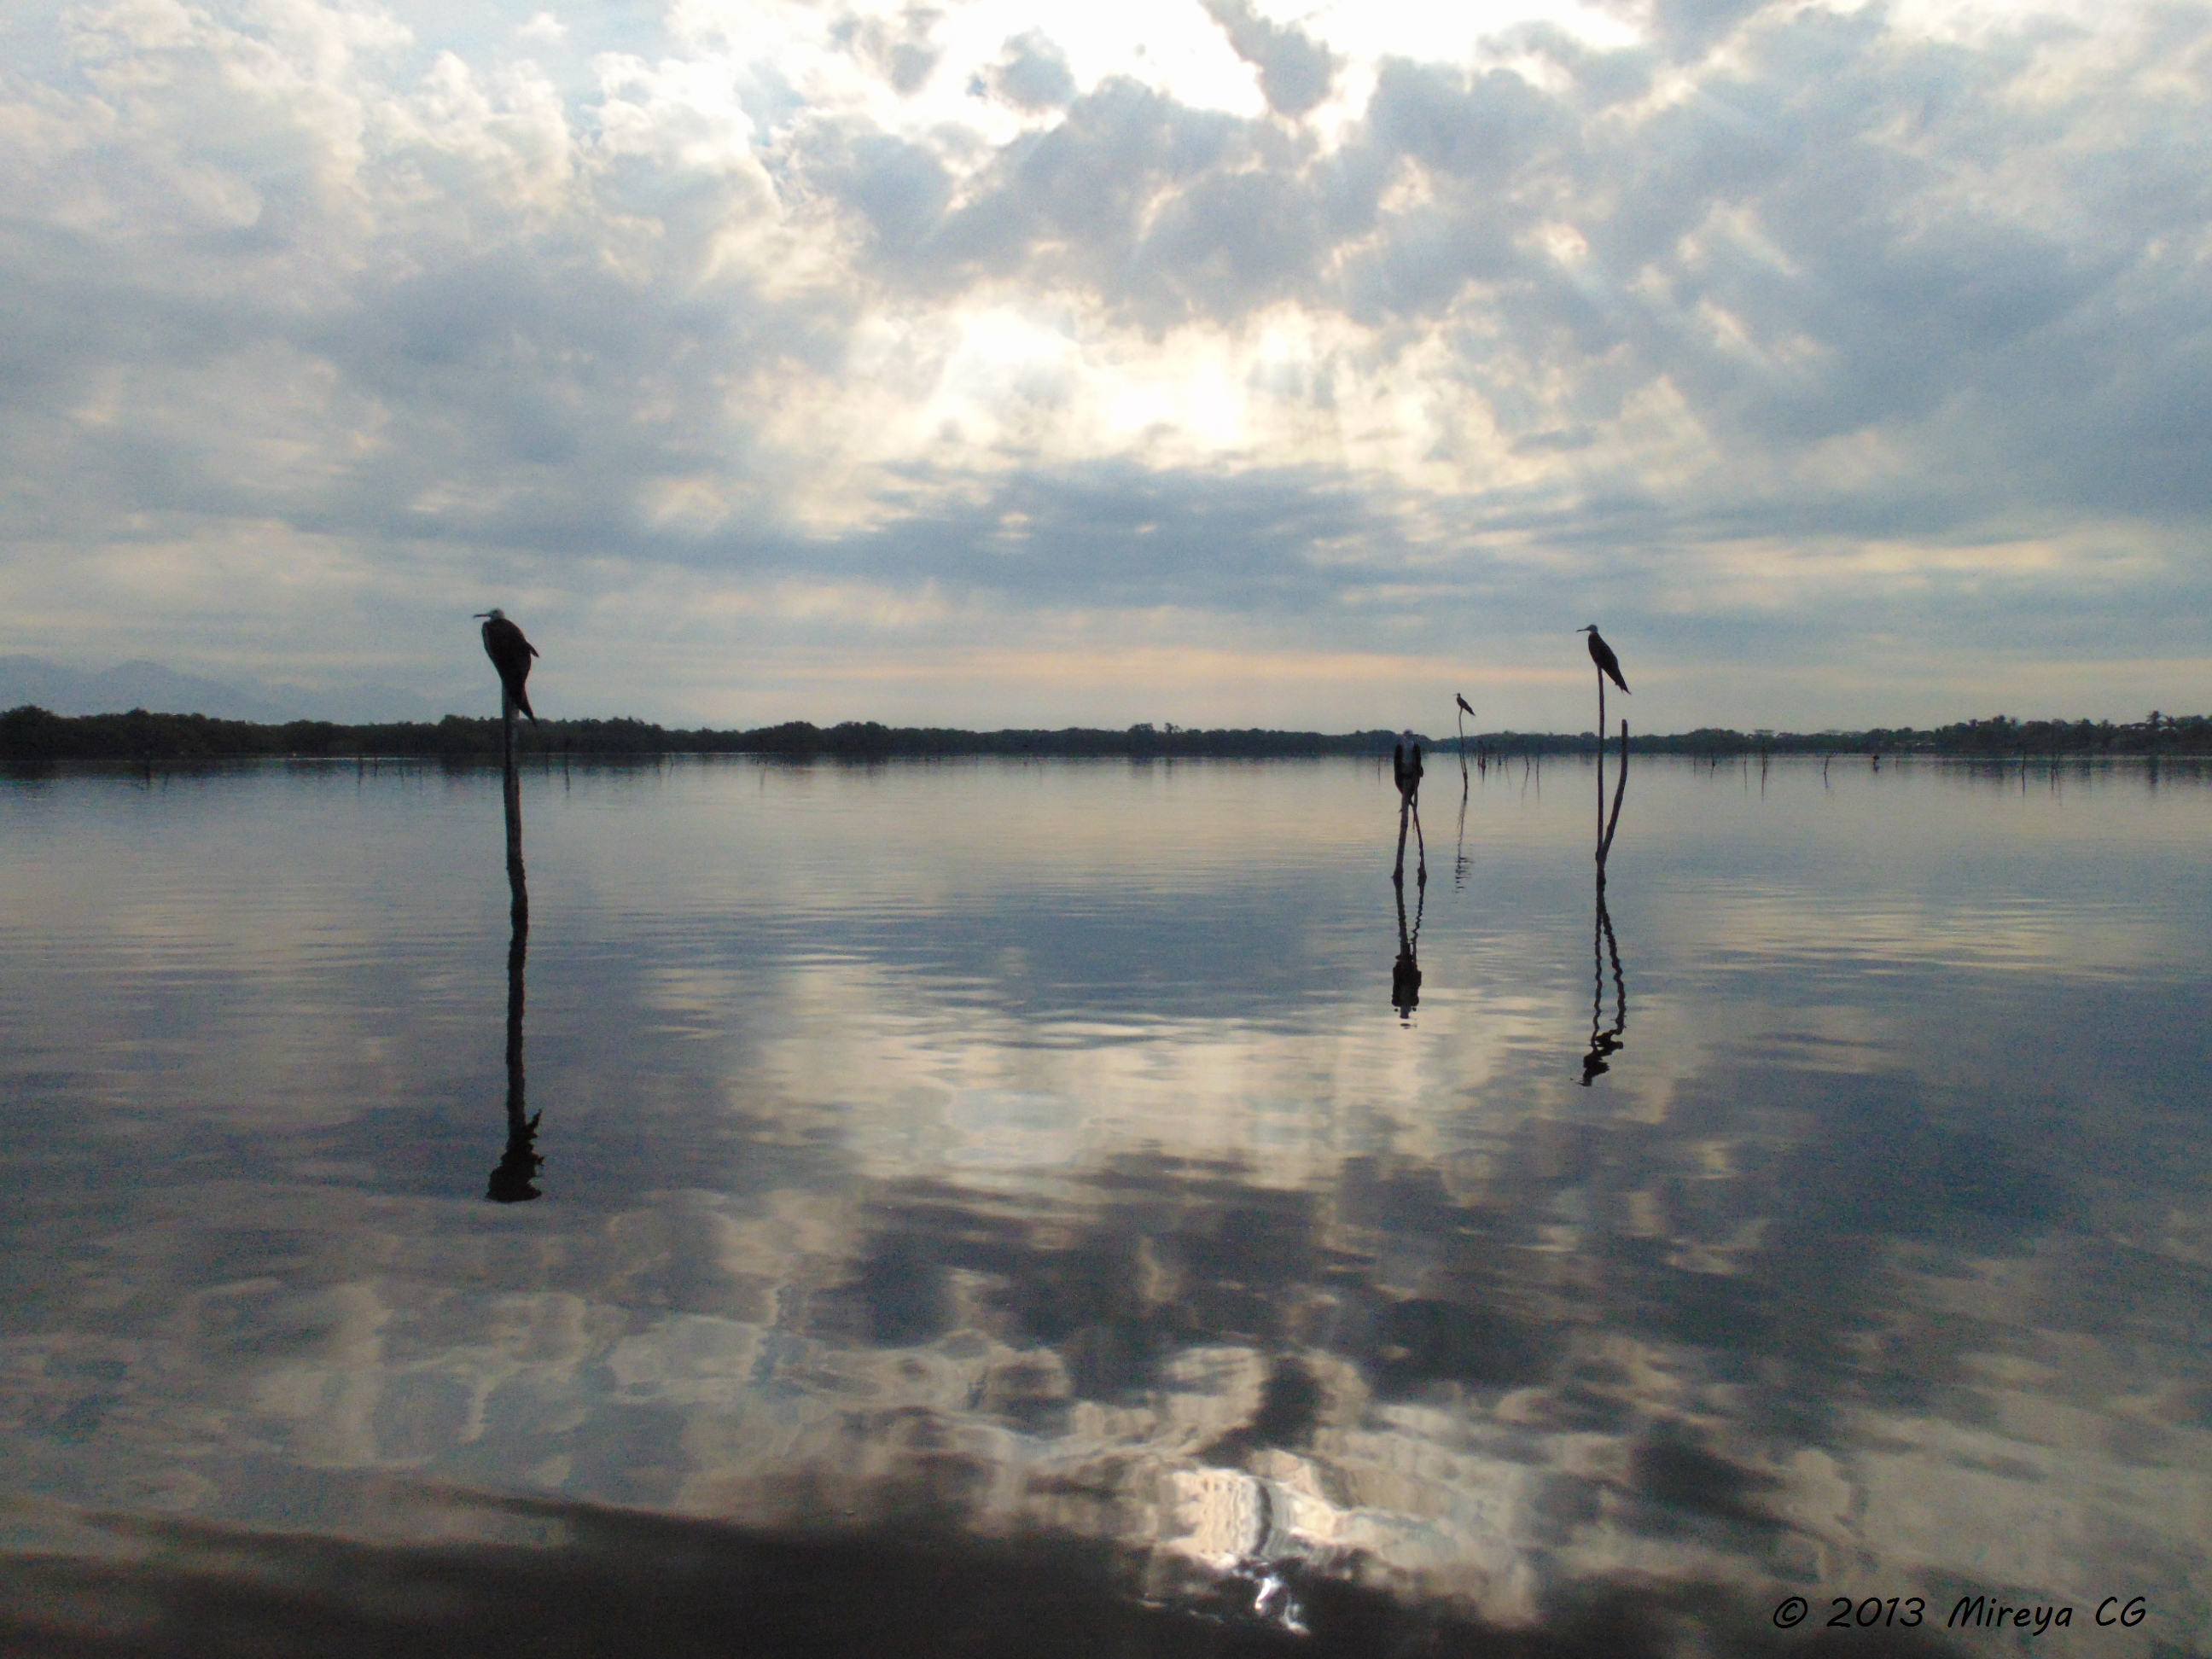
[475,608,540,720]
[1578,625,1629,695]
[1394,737,1424,799]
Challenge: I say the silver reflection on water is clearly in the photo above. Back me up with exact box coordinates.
[1,755,2208,1651]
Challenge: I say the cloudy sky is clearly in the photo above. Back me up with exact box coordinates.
[2,0,2207,731]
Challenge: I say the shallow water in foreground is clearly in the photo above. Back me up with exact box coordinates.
[0,754,2207,1656]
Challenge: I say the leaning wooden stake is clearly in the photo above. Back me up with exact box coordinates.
[1598,719,1628,880]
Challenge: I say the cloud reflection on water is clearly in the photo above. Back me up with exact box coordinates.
[0,757,2208,1652]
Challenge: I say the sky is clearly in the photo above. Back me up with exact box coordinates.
[1,0,2207,733]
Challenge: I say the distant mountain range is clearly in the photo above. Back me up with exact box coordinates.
[0,656,473,725]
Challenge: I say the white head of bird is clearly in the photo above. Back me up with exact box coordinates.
[474,608,504,621]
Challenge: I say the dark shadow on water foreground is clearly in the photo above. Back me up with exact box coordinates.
[0,1487,1965,1659]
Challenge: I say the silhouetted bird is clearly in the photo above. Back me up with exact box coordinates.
[1456,693,1475,718]
[1393,737,1423,800]
[475,608,539,720]
[1578,625,1629,695]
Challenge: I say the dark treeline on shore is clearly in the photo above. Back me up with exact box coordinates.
[3,703,2208,766]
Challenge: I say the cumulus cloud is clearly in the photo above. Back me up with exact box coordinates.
[1200,0,1337,117]
[978,31,1074,110]
[0,0,2207,728]
[831,4,945,96]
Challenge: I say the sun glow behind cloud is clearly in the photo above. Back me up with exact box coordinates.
[1,0,2207,728]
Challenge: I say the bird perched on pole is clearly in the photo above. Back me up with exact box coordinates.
[1578,625,1629,694]
[475,608,540,720]
[1394,736,1424,800]
[1456,693,1475,719]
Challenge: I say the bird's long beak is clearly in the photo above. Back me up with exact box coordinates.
[473,611,492,619]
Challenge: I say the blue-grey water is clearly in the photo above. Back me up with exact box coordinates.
[1,754,2206,1656]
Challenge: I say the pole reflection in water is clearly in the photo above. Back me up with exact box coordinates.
[486,875,542,1202]
[1389,740,1428,1019]
[1453,757,1472,893]
[1581,887,1626,1084]
[1391,865,1424,1022]
[1582,719,1629,1084]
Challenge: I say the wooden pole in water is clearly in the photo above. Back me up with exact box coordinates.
[502,688,527,933]
[1601,719,1628,872]
[1595,669,1608,864]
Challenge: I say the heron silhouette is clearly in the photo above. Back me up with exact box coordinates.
[475,608,540,721]
[1577,626,1628,695]
[1578,623,1627,784]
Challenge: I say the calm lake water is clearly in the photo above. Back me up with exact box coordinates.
[1,754,2207,1656]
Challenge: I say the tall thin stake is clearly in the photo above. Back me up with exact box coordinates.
[502,688,527,933]
[1595,669,1608,864]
